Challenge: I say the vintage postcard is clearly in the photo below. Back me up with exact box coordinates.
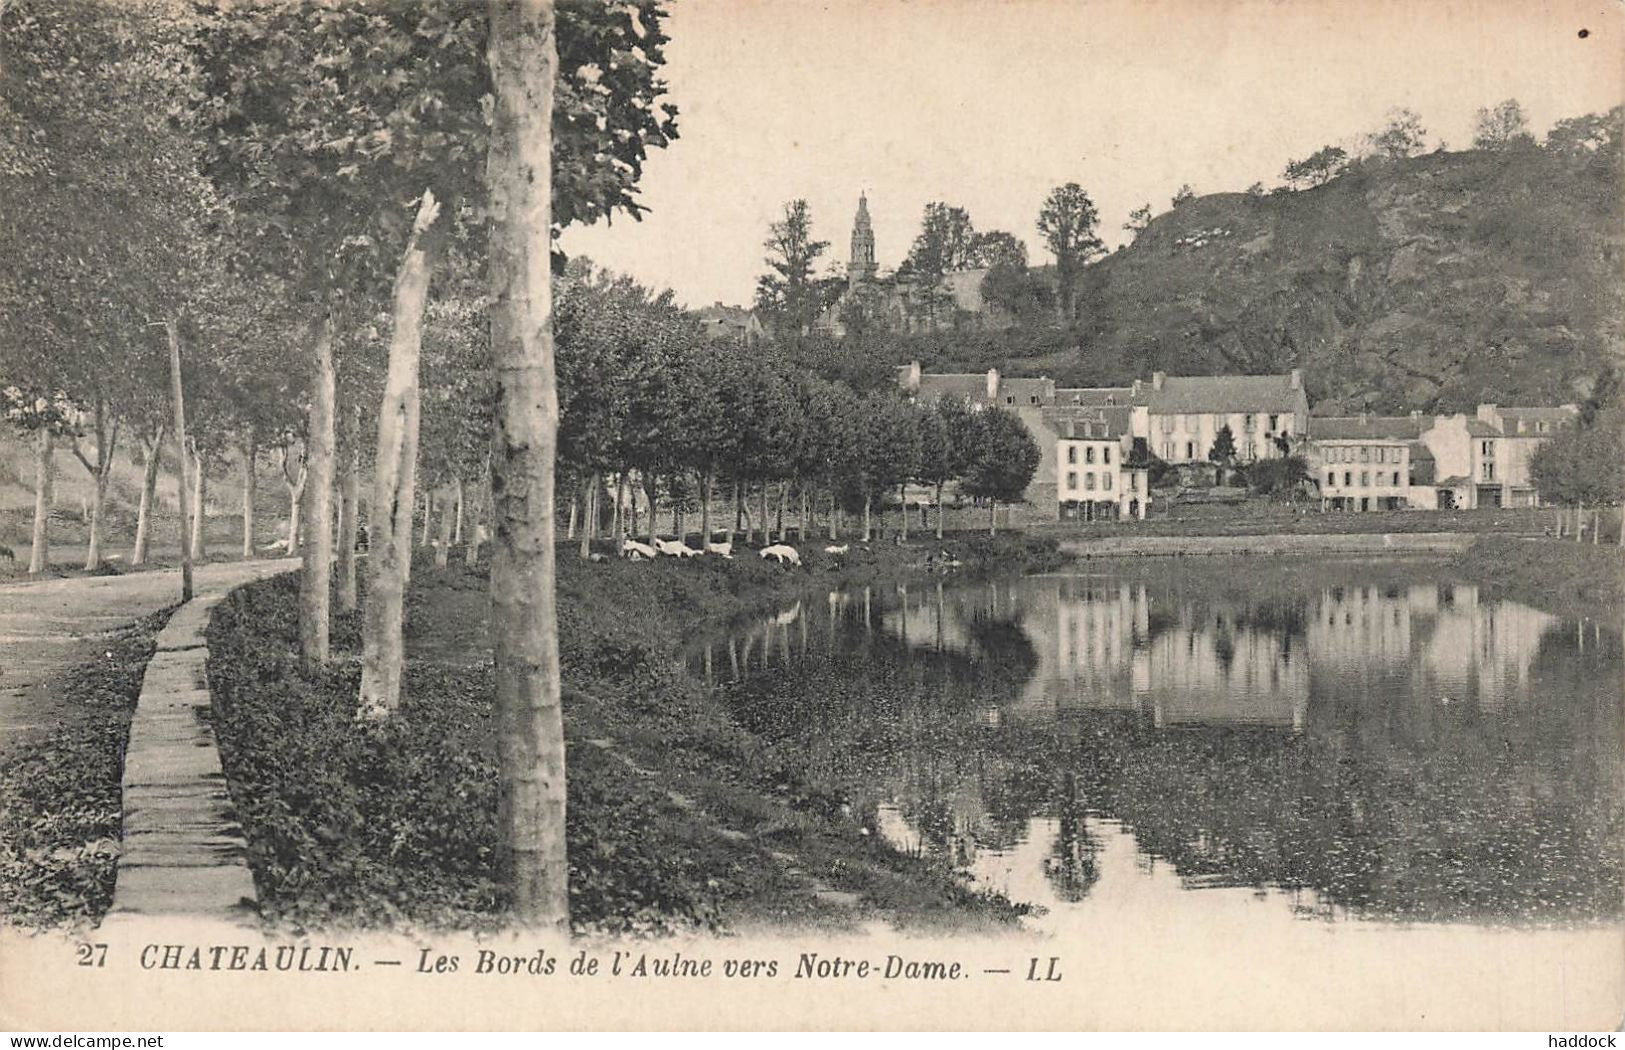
[0,0,1621,1033]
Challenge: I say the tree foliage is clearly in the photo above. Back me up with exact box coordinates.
[1037,182,1104,323]
[1471,98,1535,151]
[754,199,828,336]
[1282,145,1348,189]
[1366,106,1427,159]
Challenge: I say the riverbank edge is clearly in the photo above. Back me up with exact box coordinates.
[1449,535,1623,621]
[201,532,1061,935]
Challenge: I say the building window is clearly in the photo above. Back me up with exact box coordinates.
[1375,447,1385,464]
[1006,396,1013,405]
[1066,446,1077,465]
[1084,473,1096,491]
[1344,471,1352,487]
[1244,413,1255,430]
[1481,440,1494,457]
[1161,442,1172,458]
[1359,447,1370,463]
[1185,441,1195,459]
[1360,470,1369,487]
[1066,471,1078,491]
[1326,471,1336,487]
[1244,441,1255,459]
[1030,395,1039,404]
[1392,471,1401,486]
[1085,446,1096,464]
[1103,473,1113,490]
[1103,446,1112,465]
[1484,462,1495,481]
[1268,414,1279,432]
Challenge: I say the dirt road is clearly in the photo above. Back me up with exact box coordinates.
[0,558,297,745]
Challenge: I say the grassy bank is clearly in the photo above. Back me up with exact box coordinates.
[1034,504,1570,540]
[0,610,170,929]
[1451,535,1623,619]
[204,535,1057,935]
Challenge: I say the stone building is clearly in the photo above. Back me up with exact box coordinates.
[816,194,1011,337]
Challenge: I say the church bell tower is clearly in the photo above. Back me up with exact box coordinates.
[848,193,877,288]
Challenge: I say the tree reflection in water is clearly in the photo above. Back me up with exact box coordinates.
[700,568,1623,925]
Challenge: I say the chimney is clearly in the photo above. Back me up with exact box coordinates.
[1289,368,1303,390]
[1152,371,1166,391]
[986,368,1000,401]
[1410,409,1422,420]
[906,360,921,394]
[1476,403,1498,424]
[1131,378,1143,398]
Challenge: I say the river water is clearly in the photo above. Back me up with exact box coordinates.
[690,558,1623,934]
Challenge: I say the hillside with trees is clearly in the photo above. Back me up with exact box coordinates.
[897,106,1623,414]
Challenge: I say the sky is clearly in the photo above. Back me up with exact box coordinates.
[557,0,1625,309]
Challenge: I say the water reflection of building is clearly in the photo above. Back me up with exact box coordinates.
[1009,578,1308,728]
[1420,584,1555,708]
[1131,611,1310,728]
[1306,584,1422,673]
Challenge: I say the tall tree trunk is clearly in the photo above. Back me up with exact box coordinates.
[300,311,337,674]
[700,471,713,550]
[85,468,108,571]
[359,189,438,717]
[729,479,741,544]
[28,427,53,575]
[165,319,194,602]
[486,0,568,928]
[240,431,257,560]
[286,470,304,555]
[629,476,640,538]
[189,447,208,562]
[934,480,945,540]
[78,398,118,571]
[760,480,770,544]
[776,482,787,542]
[988,498,998,535]
[420,489,434,547]
[644,475,658,545]
[132,428,164,566]
[800,486,809,542]
[613,471,626,542]
[899,483,909,540]
[337,415,360,612]
[829,492,838,540]
[434,480,456,568]
[452,477,465,546]
[862,490,872,542]
[577,475,594,560]
[467,457,492,567]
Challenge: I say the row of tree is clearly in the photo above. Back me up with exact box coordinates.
[2,0,683,927]
[556,262,1040,546]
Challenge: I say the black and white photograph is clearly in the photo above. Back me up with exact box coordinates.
[0,0,1621,1034]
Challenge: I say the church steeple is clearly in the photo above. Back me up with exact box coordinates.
[848,192,877,288]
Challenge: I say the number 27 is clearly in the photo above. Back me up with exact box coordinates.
[76,943,107,967]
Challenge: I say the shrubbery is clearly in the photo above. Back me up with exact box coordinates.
[0,612,166,929]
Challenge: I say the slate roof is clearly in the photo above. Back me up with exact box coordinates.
[1044,405,1133,438]
[996,376,1056,403]
[1464,419,1499,438]
[1308,416,1427,441]
[1137,374,1304,414]
[1056,386,1133,407]
[914,373,991,404]
[1495,406,1578,435]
